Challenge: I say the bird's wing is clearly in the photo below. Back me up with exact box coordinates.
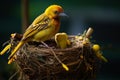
[22,14,50,41]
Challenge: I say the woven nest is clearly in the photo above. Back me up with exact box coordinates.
[9,32,101,80]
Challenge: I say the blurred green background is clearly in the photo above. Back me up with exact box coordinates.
[0,0,120,80]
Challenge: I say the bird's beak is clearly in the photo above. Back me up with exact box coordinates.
[59,12,68,17]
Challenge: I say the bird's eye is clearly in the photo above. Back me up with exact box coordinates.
[54,11,59,14]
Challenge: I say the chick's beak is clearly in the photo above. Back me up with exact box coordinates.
[59,12,68,17]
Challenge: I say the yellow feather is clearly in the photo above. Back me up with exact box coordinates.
[62,63,69,71]
[8,57,15,64]
[0,44,11,55]
[8,41,24,59]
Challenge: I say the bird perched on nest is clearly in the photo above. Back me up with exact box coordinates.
[0,5,67,64]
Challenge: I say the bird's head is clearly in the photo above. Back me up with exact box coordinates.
[55,33,68,41]
[45,5,67,19]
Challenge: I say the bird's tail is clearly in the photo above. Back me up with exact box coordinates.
[8,41,24,59]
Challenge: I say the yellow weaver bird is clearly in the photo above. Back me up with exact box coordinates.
[8,5,67,60]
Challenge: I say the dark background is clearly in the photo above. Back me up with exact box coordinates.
[0,0,120,80]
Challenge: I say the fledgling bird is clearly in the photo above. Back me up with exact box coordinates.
[55,33,70,49]
[8,5,67,61]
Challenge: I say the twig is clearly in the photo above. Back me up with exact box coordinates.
[41,41,69,71]
[41,41,62,64]
[9,70,19,80]
[85,27,93,38]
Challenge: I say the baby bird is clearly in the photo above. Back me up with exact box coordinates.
[55,32,70,49]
